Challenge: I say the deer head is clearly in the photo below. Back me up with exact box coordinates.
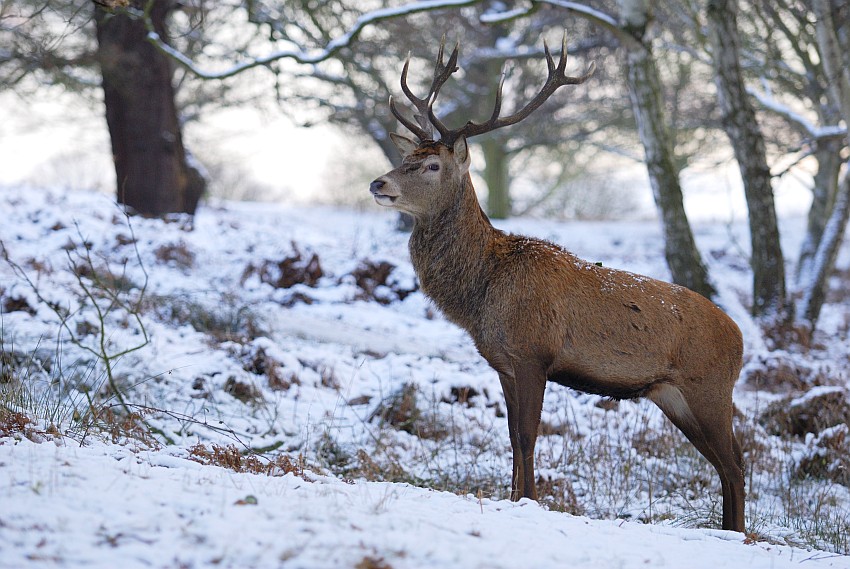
[370,33,595,218]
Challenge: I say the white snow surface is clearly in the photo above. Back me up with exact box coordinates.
[1,186,850,568]
[2,437,846,569]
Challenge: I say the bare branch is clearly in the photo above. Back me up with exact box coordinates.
[746,84,847,142]
[142,0,483,80]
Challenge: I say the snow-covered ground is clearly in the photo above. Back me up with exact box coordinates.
[3,438,846,569]
[1,186,849,567]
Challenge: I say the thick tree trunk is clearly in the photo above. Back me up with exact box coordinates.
[481,137,511,219]
[94,0,205,217]
[707,0,787,320]
[619,0,715,299]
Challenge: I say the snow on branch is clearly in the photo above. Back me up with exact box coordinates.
[480,1,637,49]
[747,83,848,142]
[479,4,537,24]
[536,0,619,31]
[143,0,482,81]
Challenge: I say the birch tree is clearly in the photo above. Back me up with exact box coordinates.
[706,0,787,322]
[507,1,715,298]
[617,0,714,298]
[795,0,850,338]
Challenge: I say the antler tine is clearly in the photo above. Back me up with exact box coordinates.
[391,40,461,142]
[394,52,434,140]
[543,39,556,75]
[398,55,417,103]
[440,31,596,144]
[487,70,507,124]
[426,40,459,140]
[389,95,431,141]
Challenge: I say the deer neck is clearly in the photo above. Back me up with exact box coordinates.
[409,174,497,331]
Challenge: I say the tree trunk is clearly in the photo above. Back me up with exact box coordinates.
[797,140,842,283]
[795,0,850,336]
[619,0,715,299]
[707,0,787,320]
[797,168,850,334]
[94,0,205,217]
[481,137,511,219]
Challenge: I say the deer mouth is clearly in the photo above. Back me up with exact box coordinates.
[369,179,398,206]
[372,193,398,206]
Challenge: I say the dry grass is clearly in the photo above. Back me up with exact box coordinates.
[187,442,308,479]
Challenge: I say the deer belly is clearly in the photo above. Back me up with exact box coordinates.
[546,366,663,400]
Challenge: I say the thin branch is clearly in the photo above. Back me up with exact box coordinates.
[747,84,848,143]
[537,0,637,48]
[142,0,483,80]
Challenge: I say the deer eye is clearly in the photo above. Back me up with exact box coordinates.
[427,163,440,171]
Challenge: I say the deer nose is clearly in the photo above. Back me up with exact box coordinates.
[370,179,386,195]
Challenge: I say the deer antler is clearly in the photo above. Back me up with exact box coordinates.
[389,35,459,142]
[391,32,596,146]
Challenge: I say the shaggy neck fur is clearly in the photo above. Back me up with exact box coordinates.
[409,174,498,332]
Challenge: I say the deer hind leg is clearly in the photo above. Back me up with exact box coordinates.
[648,383,745,533]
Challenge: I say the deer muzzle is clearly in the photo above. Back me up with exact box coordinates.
[370,178,398,205]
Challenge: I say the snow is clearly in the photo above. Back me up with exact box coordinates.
[2,185,850,567]
[146,0,482,80]
[2,438,847,569]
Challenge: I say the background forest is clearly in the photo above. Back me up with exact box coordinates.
[1,1,849,567]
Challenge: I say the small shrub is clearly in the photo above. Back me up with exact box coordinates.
[148,293,265,343]
[795,424,849,486]
[188,443,306,478]
[0,407,36,439]
[319,365,340,390]
[242,243,323,289]
[536,474,583,515]
[154,241,195,270]
[223,376,264,405]
[442,385,480,408]
[368,383,420,434]
[368,383,450,441]
[93,406,160,447]
[240,344,300,391]
[349,260,417,304]
[70,259,140,295]
[355,556,394,569]
[759,387,850,437]
[2,294,36,316]
[744,353,834,392]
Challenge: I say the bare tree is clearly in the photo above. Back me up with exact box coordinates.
[487,1,715,297]
[0,0,206,216]
[260,3,612,219]
[739,1,845,285]
[617,0,714,298]
[706,0,787,323]
[795,0,850,337]
[95,0,205,216]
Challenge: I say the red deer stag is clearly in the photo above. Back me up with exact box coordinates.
[369,35,745,532]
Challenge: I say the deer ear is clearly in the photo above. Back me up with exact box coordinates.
[390,133,419,157]
[452,136,470,168]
